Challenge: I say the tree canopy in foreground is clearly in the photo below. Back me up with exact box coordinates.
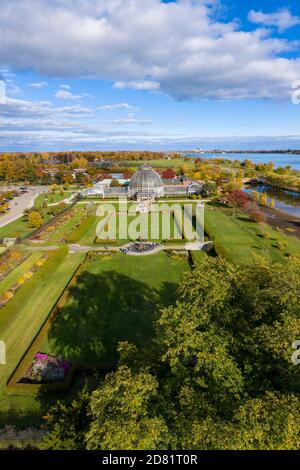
[42,255,300,450]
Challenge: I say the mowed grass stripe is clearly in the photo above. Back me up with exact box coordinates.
[0,248,85,385]
[0,252,43,295]
[47,209,84,244]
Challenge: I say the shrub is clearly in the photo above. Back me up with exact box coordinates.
[3,291,13,300]
[35,259,46,268]
[276,240,288,252]
[250,211,266,224]
[24,271,33,280]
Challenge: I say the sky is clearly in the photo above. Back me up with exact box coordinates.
[0,0,300,151]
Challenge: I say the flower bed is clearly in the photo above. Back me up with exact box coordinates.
[0,249,28,281]
[21,352,72,384]
[28,205,78,242]
[0,255,49,308]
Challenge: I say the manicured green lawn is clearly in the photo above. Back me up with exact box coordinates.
[205,205,300,264]
[34,192,66,208]
[45,208,85,244]
[41,252,189,365]
[95,202,198,243]
[0,217,32,239]
[76,216,99,244]
[0,248,85,424]
[135,158,195,169]
[0,252,43,294]
[190,250,207,265]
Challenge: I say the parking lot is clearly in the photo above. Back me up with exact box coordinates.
[0,186,48,228]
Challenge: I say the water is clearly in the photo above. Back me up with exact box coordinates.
[244,185,300,218]
[184,151,300,217]
[184,153,300,171]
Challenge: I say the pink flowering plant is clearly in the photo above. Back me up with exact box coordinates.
[25,352,71,383]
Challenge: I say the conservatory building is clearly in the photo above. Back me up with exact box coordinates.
[79,165,203,200]
[128,165,164,201]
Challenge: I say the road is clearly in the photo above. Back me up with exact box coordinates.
[0,186,48,229]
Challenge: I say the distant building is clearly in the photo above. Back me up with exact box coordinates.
[43,158,63,165]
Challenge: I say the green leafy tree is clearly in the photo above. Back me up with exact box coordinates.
[41,388,90,450]
[42,256,300,450]
[86,366,170,450]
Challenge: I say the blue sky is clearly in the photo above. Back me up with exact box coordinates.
[0,0,300,151]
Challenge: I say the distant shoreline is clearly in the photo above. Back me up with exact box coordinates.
[182,150,300,155]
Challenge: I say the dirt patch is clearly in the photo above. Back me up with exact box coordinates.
[261,204,300,239]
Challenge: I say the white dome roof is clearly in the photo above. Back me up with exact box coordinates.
[129,165,163,190]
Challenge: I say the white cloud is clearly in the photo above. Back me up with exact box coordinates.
[113,81,160,91]
[114,115,154,125]
[0,1,299,101]
[99,102,136,112]
[248,8,300,32]
[29,81,48,88]
[55,90,81,100]
[60,84,71,90]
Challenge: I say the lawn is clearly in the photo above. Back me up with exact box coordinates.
[0,217,33,240]
[0,252,43,294]
[43,208,85,245]
[34,192,66,208]
[95,202,198,243]
[205,205,300,264]
[40,252,190,365]
[134,158,195,169]
[0,248,85,425]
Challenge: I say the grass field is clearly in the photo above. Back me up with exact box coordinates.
[0,252,43,294]
[134,158,195,169]
[41,252,190,365]
[0,248,85,424]
[34,192,66,208]
[205,205,300,264]
[0,217,33,240]
[45,209,85,244]
[95,202,198,243]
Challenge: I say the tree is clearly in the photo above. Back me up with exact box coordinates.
[110,179,121,187]
[87,367,170,450]
[41,388,90,450]
[42,256,300,450]
[162,168,176,179]
[28,211,44,228]
[226,189,250,209]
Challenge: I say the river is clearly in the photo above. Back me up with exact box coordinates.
[244,185,300,218]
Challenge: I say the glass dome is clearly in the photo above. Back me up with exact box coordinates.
[128,165,164,200]
[129,165,163,190]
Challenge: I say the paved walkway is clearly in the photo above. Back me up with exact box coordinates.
[68,242,207,255]
[0,186,48,228]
